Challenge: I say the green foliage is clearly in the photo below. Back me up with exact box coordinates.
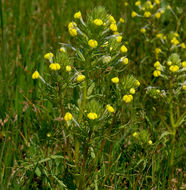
[0,0,185,189]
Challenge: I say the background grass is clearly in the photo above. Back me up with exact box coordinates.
[0,0,185,189]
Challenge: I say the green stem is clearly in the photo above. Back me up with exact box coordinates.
[57,84,68,166]
[169,101,175,128]
[168,80,176,182]
[78,131,91,189]
[75,81,87,189]
[75,81,87,164]
[78,81,87,123]
[170,132,176,168]
[75,138,80,164]
[85,112,117,185]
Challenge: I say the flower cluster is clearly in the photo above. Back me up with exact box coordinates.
[122,79,140,103]
[49,63,61,71]
[106,104,115,113]
[153,61,162,77]
[152,53,185,79]
[132,0,163,20]
[68,21,78,37]
[31,8,141,166]
[87,112,98,120]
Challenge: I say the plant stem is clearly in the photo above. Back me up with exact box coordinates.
[75,81,87,189]
[78,81,87,123]
[168,80,176,183]
[78,131,91,189]
[85,111,117,185]
[57,84,68,166]
[75,81,87,163]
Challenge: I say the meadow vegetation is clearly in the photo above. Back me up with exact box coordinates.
[0,0,185,189]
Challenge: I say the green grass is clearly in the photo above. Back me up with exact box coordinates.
[0,0,185,189]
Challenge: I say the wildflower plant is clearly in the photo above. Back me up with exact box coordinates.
[146,52,186,177]
[128,0,186,184]
[31,7,140,189]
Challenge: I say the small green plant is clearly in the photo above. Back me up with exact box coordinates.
[129,0,186,187]
[29,7,140,189]
[146,52,186,182]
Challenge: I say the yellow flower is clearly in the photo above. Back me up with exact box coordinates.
[87,112,98,120]
[88,39,98,48]
[147,1,153,9]
[74,11,81,19]
[140,28,146,33]
[116,36,122,43]
[119,18,125,23]
[144,11,151,18]
[163,36,167,40]
[93,19,103,26]
[32,71,40,79]
[169,65,179,72]
[135,1,141,6]
[155,12,161,19]
[148,140,153,145]
[156,89,160,93]
[174,32,179,37]
[121,57,128,64]
[44,52,54,60]
[68,22,77,29]
[60,47,66,53]
[166,5,171,10]
[171,37,179,45]
[182,85,186,90]
[76,74,85,82]
[155,48,161,54]
[109,15,116,23]
[167,61,172,66]
[120,45,128,53]
[181,61,186,68]
[181,43,185,49]
[106,104,115,113]
[69,28,78,37]
[155,0,160,4]
[130,88,136,94]
[123,94,133,103]
[153,70,161,77]
[111,77,119,84]
[124,2,128,6]
[154,61,160,67]
[110,23,117,32]
[49,63,61,70]
[156,33,163,39]
[131,11,137,18]
[47,133,51,137]
[66,65,72,72]
[136,80,140,86]
[133,132,138,137]
[64,112,72,121]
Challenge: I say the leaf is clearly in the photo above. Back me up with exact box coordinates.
[76,49,85,62]
[87,82,95,96]
[35,167,41,177]
[159,131,172,140]
[53,176,67,188]
[175,111,186,128]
